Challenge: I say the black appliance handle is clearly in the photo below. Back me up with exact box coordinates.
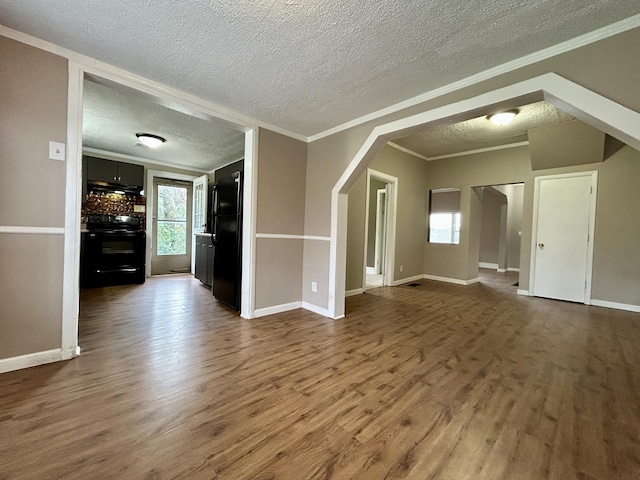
[211,185,218,243]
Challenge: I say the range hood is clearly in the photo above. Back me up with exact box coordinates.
[87,180,143,195]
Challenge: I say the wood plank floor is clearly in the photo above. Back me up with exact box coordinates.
[1,271,640,479]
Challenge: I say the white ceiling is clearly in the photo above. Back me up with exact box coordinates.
[82,75,245,171]
[394,101,576,158]
[2,1,639,138]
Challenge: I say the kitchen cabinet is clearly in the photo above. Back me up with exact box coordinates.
[86,156,144,187]
[195,234,214,287]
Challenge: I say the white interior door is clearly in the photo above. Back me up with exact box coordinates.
[531,172,596,303]
[191,175,208,273]
[193,175,208,234]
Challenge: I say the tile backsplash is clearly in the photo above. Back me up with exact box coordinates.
[82,192,146,230]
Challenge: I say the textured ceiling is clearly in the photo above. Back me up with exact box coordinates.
[83,76,245,171]
[2,1,640,137]
[394,101,575,158]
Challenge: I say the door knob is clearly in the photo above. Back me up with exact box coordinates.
[538,243,544,248]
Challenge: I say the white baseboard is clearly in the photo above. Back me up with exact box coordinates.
[517,289,531,296]
[301,301,332,318]
[423,274,480,286]
[479,262,499,269]
[365,267,375,274]
[0,348,65,374]
[507,267,520,272]
[345,288,363,297]
[392,274,425,287]
[253,301,302,318]
[497,268,507,273]
[591,299,640,313]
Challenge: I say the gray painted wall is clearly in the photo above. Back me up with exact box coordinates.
[0,37,68,359]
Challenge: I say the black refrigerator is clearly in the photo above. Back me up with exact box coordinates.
[211,170,242,311]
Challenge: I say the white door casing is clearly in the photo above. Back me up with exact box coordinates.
[362,169,397,290]
[530,171,597,303]
[374,188,387,275]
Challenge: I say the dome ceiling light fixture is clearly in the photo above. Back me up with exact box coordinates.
[487,110,519,126]
[136,133,166,148]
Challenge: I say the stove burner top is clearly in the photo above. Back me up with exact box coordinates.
[87,214,142,231]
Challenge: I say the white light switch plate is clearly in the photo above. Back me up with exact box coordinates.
[49,141,66,161]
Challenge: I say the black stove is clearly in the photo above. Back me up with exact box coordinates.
[86,214,142,232]
[82,215,146,287]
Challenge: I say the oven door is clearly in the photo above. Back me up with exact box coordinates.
[82,231,146,287]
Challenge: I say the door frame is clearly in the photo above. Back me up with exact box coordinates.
[374,188,387,275]
[362,168,398,290]
[145,170,198,278]
[60,57,260,359]
[529,171,598,304]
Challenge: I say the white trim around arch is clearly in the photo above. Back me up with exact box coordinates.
[328,72,640,319]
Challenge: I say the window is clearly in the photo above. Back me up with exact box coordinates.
[157,184,188,255]
[429,188,461,244]
[429,212,461,244]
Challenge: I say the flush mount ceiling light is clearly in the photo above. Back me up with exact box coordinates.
[135,133,166,148]
[487,110,519,126]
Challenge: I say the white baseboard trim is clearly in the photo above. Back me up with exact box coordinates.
[517,289,531,296]
[479,262,499,269]
[365,267,375,274]
[302,301,332,318]
[345,288,364,297]
[0,348,65,374]
[253,301,302,318]
[423,274,480,286]
[392,274,425,287]
[507,267,521,272]
[591,299,640,313]
[497,268,507,273]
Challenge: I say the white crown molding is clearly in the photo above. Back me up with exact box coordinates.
[389,140,530,162]
[386,142,429,161]
[4,15,640,145]
[0,226,65,234]
[308,14,640,143]
[82,147,211,174]
[0,25,307,143]
[426,141,530,161]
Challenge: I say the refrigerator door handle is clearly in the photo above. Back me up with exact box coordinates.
[211,185,218,243]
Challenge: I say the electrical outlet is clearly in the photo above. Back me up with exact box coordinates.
[400,265,403,272]
[311,281,318,292]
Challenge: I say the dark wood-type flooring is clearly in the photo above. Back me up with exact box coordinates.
[1,270,640,479]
